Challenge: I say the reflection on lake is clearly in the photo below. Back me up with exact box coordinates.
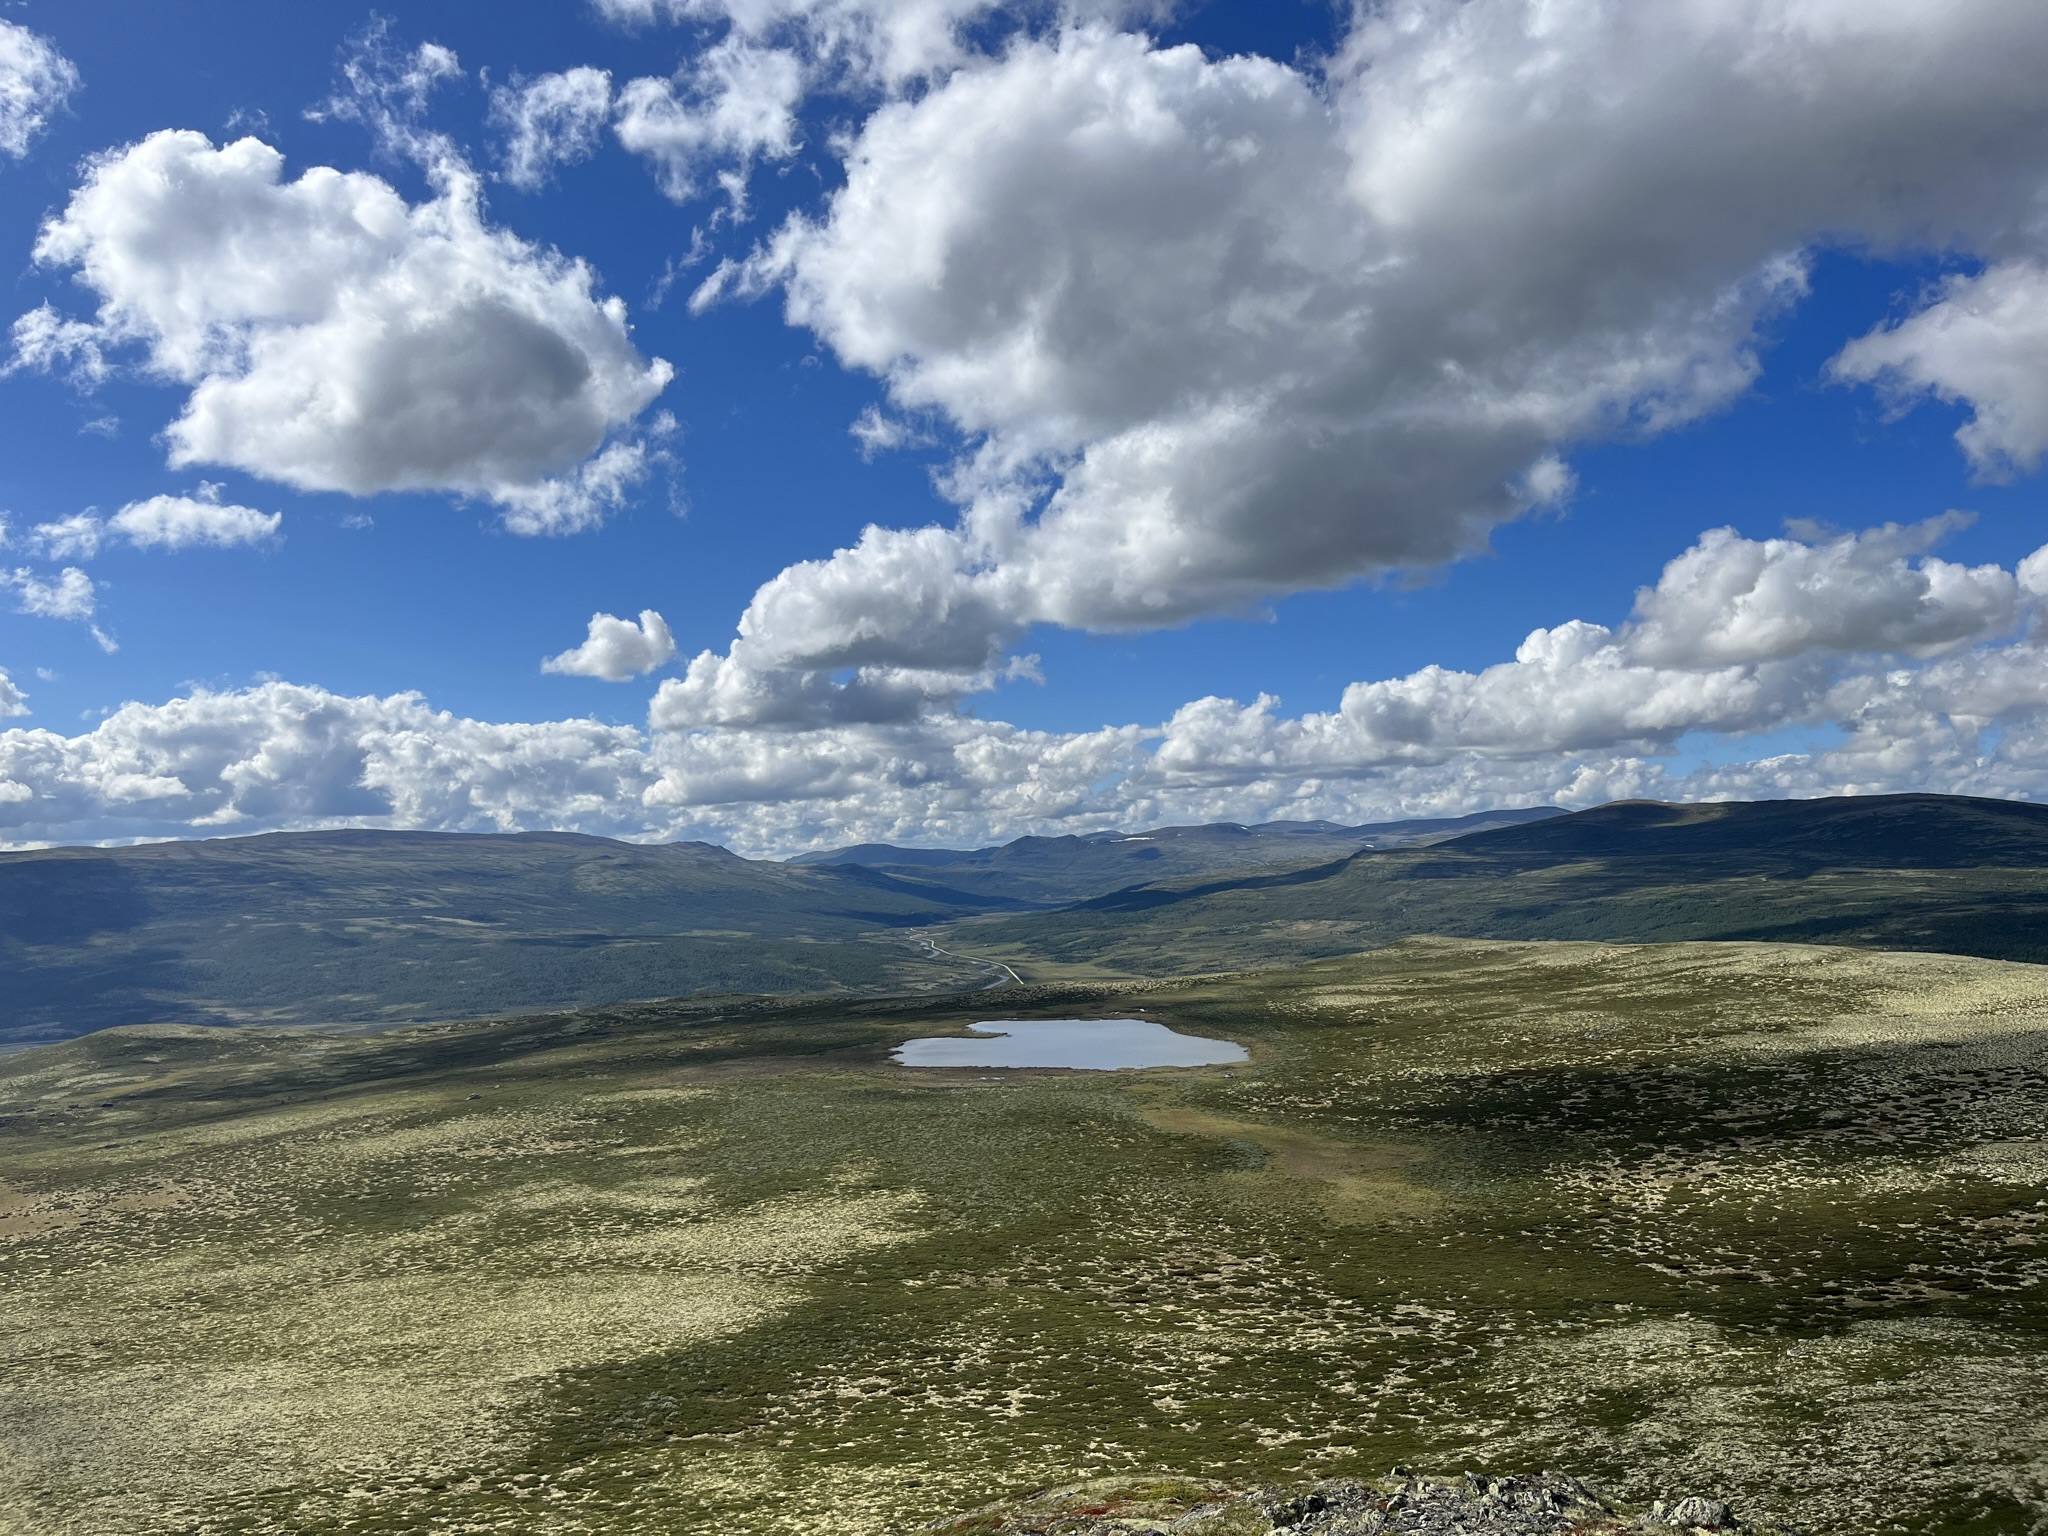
[893,1017,1248,1070]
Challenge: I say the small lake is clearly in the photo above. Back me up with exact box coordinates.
[893,1017,1248,1070]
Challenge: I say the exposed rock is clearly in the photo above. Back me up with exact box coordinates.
[929,1471,1798,1536]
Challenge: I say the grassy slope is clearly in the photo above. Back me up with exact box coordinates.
[3,937,2046,1534]
[0,830,1000,1047]
[797,809,1565,905]
[957,793,2048,978]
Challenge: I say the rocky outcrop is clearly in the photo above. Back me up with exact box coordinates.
[930,1471,1796,1536]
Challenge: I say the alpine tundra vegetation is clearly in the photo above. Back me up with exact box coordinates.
[5,936,2047,1534]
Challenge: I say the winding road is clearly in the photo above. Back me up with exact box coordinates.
[915,935,1023,989]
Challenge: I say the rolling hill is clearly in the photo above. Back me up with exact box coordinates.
[6,935,2044,1534]
[0,829,1005,1048]
[0,812,1565,1048]
[789,807,1564,903]
[9,793,2048,1050]
[954,793,2048,977]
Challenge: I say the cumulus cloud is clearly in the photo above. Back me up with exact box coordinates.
[492,67,613,190]
[0,683,661,847]
[0,638,2043,855]
[1153,521,2030,784]
[110,491,281,550]
[0,667,25,719]
[0,673,1154,851]
[1627,518,2016,666]
[0,20,77,158]
[5,303,107,385]
[648,521,1023,726]
[7,524,2048,850]
[26,514,106,561]
[682,2,2048,706]
[1831,261,2048,481]
[2,566,95,622]
[2,566,113,650]
[600,0,1139,204]
[650,648,1026,730]
[593,0,999,88]
[615,39,805,202]
[543,609,678,680]
[490,434,671,537]
[28,489,282,559]
[16,130,672,532]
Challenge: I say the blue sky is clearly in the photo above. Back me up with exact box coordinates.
[0,0,2045,851]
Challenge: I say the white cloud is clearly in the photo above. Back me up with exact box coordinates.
[493,435,674,537]
[492,67,613,190]
[688,2,2048,703]
[2,565,95,621]
[1831,260,2048,481]
[648,521,1023,727]
[6,304,105,385]
[848,404,925,457]
[601,0,1160,205]
[0,675,1158,851]
[615,38,805,202]
[109,491,281,550]
[7,522,2048,851]
[0,20,77,158]
[27,513,106,561]
[543,609,678,680]
[1153,521,2030,784]
[1627,518,2016,666]
[30,489,281,558]
[0,667,25,719]
[312,22,465,166]
[0,683,661,847]
[18,131,673,532]
[592,0,999,89]
[2018,545,2048,601]
[651,648,1015,730]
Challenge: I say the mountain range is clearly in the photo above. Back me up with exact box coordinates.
[3,793,2044,1049]
[958,792,2048,978]
[787,806,1564,903]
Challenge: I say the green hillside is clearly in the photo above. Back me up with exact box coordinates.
[5,938,2045,1534]
[957,793,2048,978]
[794,808,1563,904]
[0,813,1564,1050]
[9,794,2048,1051]
[0,830,1000,1048]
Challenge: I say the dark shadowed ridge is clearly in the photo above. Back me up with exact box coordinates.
[969,792,2048,973]
[0,828,1028,1049]
[1442,792,2048,868]
[0,815,1566,1048]
[787,807,1565,903]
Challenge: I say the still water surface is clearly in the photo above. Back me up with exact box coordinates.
[893,1017,1248,1070]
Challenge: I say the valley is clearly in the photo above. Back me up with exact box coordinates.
[4,935,2046,1534]
[7,793,2048,1052]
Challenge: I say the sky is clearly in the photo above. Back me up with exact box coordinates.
[0,0,2045,854]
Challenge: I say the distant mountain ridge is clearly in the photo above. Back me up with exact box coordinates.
[0,810,1564,1046]
[788,807,1565,904]
[7,794,2047,1051]
[961,792,2048,976]
[1448,792,2048,868]
[0,828,1007,1048]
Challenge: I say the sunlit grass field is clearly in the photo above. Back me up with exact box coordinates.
[3,938,2046,1534]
